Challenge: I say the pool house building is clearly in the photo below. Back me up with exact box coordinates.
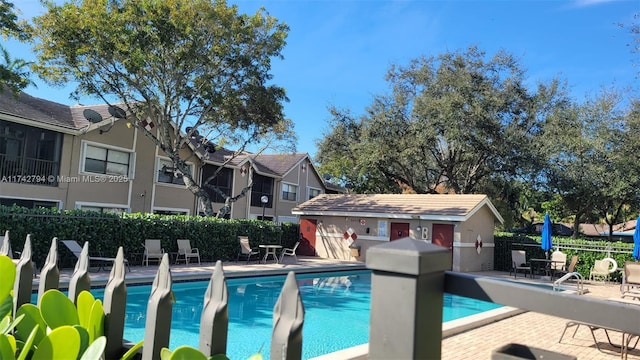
[292,193,504,271]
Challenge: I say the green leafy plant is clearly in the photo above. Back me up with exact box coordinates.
[159,345,264,360]
[0,254,142,360]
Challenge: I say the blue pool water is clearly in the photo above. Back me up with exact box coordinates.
[87,270,501,359]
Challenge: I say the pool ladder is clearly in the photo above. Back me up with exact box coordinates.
[553,272,587,295]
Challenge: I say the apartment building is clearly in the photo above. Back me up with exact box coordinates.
[0,91,334,222]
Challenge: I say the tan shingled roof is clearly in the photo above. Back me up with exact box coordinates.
[202,151,309,177]
[0,91,129,134]
[292,194,503,223]
[0,90,78,129]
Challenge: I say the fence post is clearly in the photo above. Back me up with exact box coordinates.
[68,241,91,304]
[37,237,60,305]
[366,237,450,360]
[103,247,127,360]
[13,234,34,315]
[199,260,229,357]
[141,254,173,360]
[0,230,10,256]
[271,271,304,360]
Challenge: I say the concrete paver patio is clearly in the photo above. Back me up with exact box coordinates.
[443,272,640,360]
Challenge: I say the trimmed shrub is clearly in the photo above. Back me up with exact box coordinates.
[0,205,298,268]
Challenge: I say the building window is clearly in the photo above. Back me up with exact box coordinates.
[0,197,58,209]
[378,220,388,237]
[251,174,273,207]
[83,143,131,176]
[0,120,62,186]
[80,205,126,215]
[281,183,298,202]
[308,187,321,200]
[157,158,193,186]
[154,209,188,215]
[202,165,233,203]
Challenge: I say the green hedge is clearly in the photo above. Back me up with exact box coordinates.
[495,232,636,282]
[0,205,300,268]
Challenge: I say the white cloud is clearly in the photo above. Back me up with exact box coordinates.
[572,0,621,8]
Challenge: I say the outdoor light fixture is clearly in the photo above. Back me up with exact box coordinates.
[261,195,269,220]
[416,225,422,232]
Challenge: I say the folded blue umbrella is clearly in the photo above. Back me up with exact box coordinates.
[633,216,640,261]
[541,213,553,259]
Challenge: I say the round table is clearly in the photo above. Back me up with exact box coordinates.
[259,244,282,263]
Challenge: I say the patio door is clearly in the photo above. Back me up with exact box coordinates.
[299,218,317,256]
[432,223,454,250]
[432,223,454,268]
[390,222,410,241]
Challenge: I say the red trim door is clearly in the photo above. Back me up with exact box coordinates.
[432,223,454,250]
[432,223,454,268]
[390,222,410,241]
[299,218,317,256]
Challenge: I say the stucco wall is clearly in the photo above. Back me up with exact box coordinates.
[309,216,426,262]
[301,204,499,273]
[64,122,135,210]
[277,158,324,222]
[454,206,496,272]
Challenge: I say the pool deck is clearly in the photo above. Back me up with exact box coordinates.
[46,258,639,360]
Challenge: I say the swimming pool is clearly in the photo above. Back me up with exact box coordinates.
[89,270,502,359]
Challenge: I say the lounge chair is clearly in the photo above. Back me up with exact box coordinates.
[279,241,300,263]
[590,258,617,282]
[176,239,200,265]
[559,320,639,358]
[236,236,260,264]
[621,262,640,297]
[60,240,130,272]
[510,250,532,278]
[142,239,164,266]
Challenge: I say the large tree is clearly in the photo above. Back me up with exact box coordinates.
[31,0,294,216]
[318,46,565,197]
[0,0,33,94]
[542,89,640,238]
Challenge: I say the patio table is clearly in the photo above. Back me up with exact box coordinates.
[259,244,282,264]
[530,258,565,280]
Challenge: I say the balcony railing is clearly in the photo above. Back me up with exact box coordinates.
[7,236,640,359]
[0,153,58,186]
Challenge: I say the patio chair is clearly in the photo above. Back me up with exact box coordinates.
[280,241,300,263]
[236,236,260,264]
[555,255,579,279]
[621,261,640,297]
[60,240,130,272]
[550,250,567,279]
[142,239,164,266]
[589,258,617,282]
[510,250,532,278]
[176,239,200,265]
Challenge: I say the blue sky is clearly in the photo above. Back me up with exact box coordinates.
[5,0,639,158]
